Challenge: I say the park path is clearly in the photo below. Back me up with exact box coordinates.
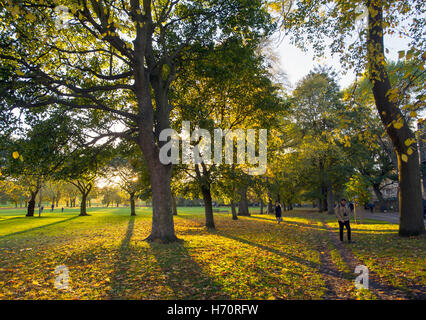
[360,211,426,225]
[316,236,354,299]
[320,220,413,300]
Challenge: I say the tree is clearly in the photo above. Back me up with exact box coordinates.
[173,39,284,227]
[55,144,110,216]
[290,68,349,214]
[1,0,274,242]
[0,113,78,216]
[271,0,425,235]
[105,152,147,216]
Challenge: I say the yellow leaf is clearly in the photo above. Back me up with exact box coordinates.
[12,151,19,159]
[407,148,413,156]
[409,111,417,117]
[401,154,408,162]
[393,122,403,129]
[404,138,415,146]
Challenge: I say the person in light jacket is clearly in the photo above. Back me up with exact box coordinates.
[335,198,352,243]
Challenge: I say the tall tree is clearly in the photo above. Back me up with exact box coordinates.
[272,0,425,235]
[1,0,273,242]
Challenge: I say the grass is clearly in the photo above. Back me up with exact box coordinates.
[0,206,424,300]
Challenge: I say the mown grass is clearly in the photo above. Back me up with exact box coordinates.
[0,207,424,300]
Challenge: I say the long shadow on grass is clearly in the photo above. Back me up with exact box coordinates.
[108,216,135,299]
[149,241,229,299]
[177,215,322,271]
[247,215,329,232]
[107,216,228,299]
[0,215,80,239]
[215,231,322,271]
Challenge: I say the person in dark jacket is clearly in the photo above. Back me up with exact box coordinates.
[275,202,282,224]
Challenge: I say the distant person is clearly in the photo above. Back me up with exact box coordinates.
[335,198,352,243]
[61,207,64,213]
[38,205,44,217]
[369,203,374,213]
[275,202,282,224]
[51,204,54,212]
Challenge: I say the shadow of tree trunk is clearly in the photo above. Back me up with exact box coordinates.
[108,216,135,299]
[149,241,229,299]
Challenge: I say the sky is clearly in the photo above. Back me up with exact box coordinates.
[275,33,412,90]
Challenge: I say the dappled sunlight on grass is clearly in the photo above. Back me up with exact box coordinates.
[0,207,424,299]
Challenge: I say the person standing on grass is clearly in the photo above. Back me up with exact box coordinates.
[335,198,352,243]
[38,205,44,217]
[275,202,282,224]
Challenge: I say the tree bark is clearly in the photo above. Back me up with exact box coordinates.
[367,1,425,236]
[171,193,177,216]
[327,181,334,215]
[230,200,238,220]
[80,192,88,216]
[26,194,36,217]
[260,199,264,214]
[201,185,215,229]
[130,192,136,216]
[195,164,215,229]
[372,183,387,211]
[238,187,250,216]
[267,197,273,214]
[142,154,177,243]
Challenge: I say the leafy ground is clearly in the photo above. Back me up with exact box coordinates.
[0,207,424,300]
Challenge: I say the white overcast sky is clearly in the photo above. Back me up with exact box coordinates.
[275,34,412,90]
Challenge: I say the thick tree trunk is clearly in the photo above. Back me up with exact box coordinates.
[230,200,238,220]
[80,193,88,216]
[130,193,136,216]
[26,191,38,217]
[368,1,425,236]
[171,193,177,216]
[201,185,215,229]
[260,199,264,214]
[238,187,250,216]
[27,198,36,217]
[143,158,177,243]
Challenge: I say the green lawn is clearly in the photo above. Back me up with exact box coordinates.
[0,207,424,300]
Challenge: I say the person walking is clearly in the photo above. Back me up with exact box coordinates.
[275,202,282,224]
[335,198,352,243]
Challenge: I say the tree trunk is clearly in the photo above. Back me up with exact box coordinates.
[130,193,136,216]
[26,191,38,217]
[368,1,425,236]
[372,183,387,211]
[238,187,250,216]
[267,197,273,214]
[143,157,177,243]
[260,199,264,214]
[80,193,88,216]
[327,182,334,215]
[230,200,238,220]
[171,193,177,216]
[201,185,215,229]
